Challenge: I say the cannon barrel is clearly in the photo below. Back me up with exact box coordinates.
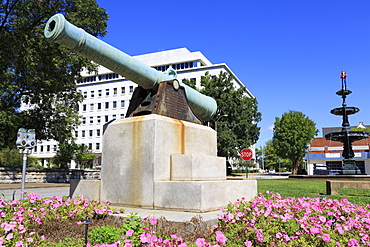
[44,14,217,121]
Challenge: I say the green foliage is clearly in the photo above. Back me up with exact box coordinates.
[27,155,41,168]
[75,144,95,169]
[182,78,197,89]
[272,111,318,174]
[0,0,108,149]
[351,127,370,133]
[256,140,291,170]
[200,72,262,158]
[0,148,22,167]
[88,225,125,245]
[53,141,78,168]
[257,180,370,205]
[45,237,85,247]
[88,213,144,246]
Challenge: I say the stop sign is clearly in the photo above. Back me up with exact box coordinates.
[240,148,253,161]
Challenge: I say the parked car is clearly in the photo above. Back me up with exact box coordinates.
[269,169,276,174]
[313,166,329,175]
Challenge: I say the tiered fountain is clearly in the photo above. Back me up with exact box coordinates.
[325,71,369,174]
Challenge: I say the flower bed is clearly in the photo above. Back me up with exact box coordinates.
[0,191,369,246]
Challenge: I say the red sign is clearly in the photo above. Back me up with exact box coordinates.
[240,148,253,161]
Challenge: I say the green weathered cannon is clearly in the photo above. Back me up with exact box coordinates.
[44,14,217,123]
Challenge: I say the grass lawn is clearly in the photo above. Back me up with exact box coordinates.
[257,179,370,205]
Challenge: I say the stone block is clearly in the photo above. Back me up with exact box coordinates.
[101,115,219,207]
[70,179,101,201]
[154,180,257,212]
[171,154,226,181]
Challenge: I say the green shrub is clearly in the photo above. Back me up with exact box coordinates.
[0,148,22,168]
[88,225,125,244]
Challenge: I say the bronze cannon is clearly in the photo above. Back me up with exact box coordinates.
[44,14,217,123]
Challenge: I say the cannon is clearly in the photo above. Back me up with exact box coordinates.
[44,14,217,123]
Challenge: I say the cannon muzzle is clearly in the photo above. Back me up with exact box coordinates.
[44,14,217,121]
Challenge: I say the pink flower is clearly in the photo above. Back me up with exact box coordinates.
[322,234,330,242]
[244,240,253,247]
[6,233,13,240]
[256,229,264,242]
[15,241,24,247]
[149,217,157,226]
[348,238,360,246]
[126,229,134,237]
[195,238,206,247]
[309,227,322,235]
[215,231,227,245]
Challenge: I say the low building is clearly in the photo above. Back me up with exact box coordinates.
[306,123,370,175]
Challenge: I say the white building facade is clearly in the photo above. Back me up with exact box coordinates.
[29,48,253,168]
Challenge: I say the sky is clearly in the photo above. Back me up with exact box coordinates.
[95,0,370,149]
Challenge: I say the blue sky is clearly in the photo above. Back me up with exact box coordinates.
[96,0,370,149]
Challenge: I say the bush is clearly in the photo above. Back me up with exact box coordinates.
[0,148,22,168]
[88,225,125,245]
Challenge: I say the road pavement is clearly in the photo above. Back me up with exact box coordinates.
[0,183,69,201]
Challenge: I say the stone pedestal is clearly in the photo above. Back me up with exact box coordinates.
[72,115,257,212]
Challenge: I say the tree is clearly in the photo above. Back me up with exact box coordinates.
[53,140,78,169]
[185,71,262,158]
[75,144,94,169]
[0,0,108,149]
[256,140,291,171]
[272,111,318,175]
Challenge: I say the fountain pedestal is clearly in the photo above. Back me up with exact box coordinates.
[325,71,369,175]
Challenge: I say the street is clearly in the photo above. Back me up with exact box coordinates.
[0,186,70,201]
[246,172,291,179]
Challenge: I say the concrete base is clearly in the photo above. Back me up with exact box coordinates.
[70,179,101,200]
[71,115,257,212]
[154,180,257,212]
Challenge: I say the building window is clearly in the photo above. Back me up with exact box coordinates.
[105,88,109,96]
[97,103,101,110]
[120,100,125,108]
[47,145,50,152]
[89,143,92,150]
[96,143,100,150]
[90,104,94,111]
[40,146,44,152]
[75,131,78,137]
[34,146,37,152]
[90,117,93,124]
[97,129,101,137]
[112,115,116,120]
[91,90,94,98]
[89,130,93,137]
[82,130,85,138]
[98,90,102,97]
[82,104,86,112]
[121,87,125,95]
[105,115,108,122]
[82,117,86,125]
[120,114,125,119]
[97,116,101,124]
[113,88,117,95]
[113,101,117,109]
[83,91,87,98]
[53,145,57,152]
[129,86,134,93]
[105,102,109,110]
